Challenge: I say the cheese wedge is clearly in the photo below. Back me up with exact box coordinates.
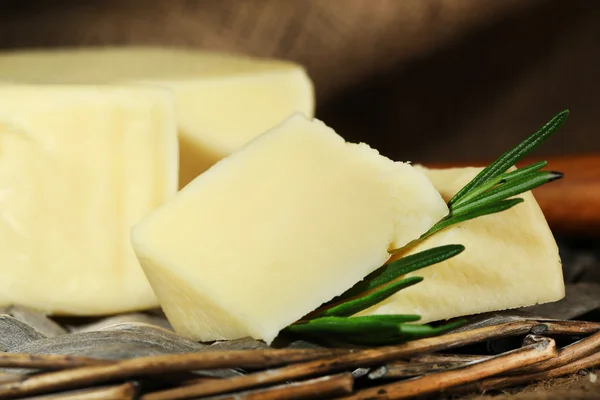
[359,166,565,323]
[131,113,448,343]
[0,84,177,315]
[0,47,315,186]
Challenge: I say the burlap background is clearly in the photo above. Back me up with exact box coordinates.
[1,0,598,164]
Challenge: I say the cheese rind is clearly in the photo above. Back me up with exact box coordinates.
[359,166,565,323]
[131,113,448,343]
[0,47,315,186]
[0,84,178,315]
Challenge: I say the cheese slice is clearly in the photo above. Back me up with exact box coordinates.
[131,113,448,343]
[0,47,315,187]
[0,84,178,315]
[359,166,565,323]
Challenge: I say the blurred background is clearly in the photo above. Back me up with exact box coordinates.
[1,0,599,241]
[0,0,598,164]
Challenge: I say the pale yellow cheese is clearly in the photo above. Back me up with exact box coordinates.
[360,166,565,323]
[131,113,448,344]
[0,47,314,186]
[0,84,178,315]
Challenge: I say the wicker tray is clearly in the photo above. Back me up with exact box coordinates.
[0,285,599,400]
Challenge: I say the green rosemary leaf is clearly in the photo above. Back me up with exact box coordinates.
[451,170,562,216]
[290,314,421,331]
[286,317,400,336]
[452,160,548,208]
[341,245,464,299]
[346,314,422,323]
[421,198,524,239]
[397,318,465,338]
[328,319,467,346]
[318,276,423,318]
[501,160,549,181]
[448,109,568,207]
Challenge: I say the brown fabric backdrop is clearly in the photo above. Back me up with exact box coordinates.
[0,0,598,164]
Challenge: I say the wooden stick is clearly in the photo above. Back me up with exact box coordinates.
[0,374,24,386]
[176,376,220,386]
[409,353,490,363]
[368,359,479,380]
[140,321,538,400]
[539,321,600,336]
[0,353,111,369]
[339,338,557,400]
[469,347,600,392]
[0,319,585,399]
[370,353,493,380]
[205,373,354,400]
[0,348,349,399]
[514,330,600,374]
[21,382,138,400]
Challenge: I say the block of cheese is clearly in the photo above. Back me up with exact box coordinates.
[359,166,565,323]
[0,84,177,315]
[0,47,315,187]
[131,113,448,343]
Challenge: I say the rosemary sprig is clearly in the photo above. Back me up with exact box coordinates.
[287,316,466,346]
[449,109,568,207]
[341,319,467,346]
[450,160,548,207]
[287,315,422,336]
[286,110,568,346]
[334,244,465,303]
[391,109,568,252]
[315,276,424,318]
[286,245,465,344]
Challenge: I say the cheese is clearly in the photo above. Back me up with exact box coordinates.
[131,113,448,343]
[0,47,315,187]
[360,166,565,323]
[0,84,177,315]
